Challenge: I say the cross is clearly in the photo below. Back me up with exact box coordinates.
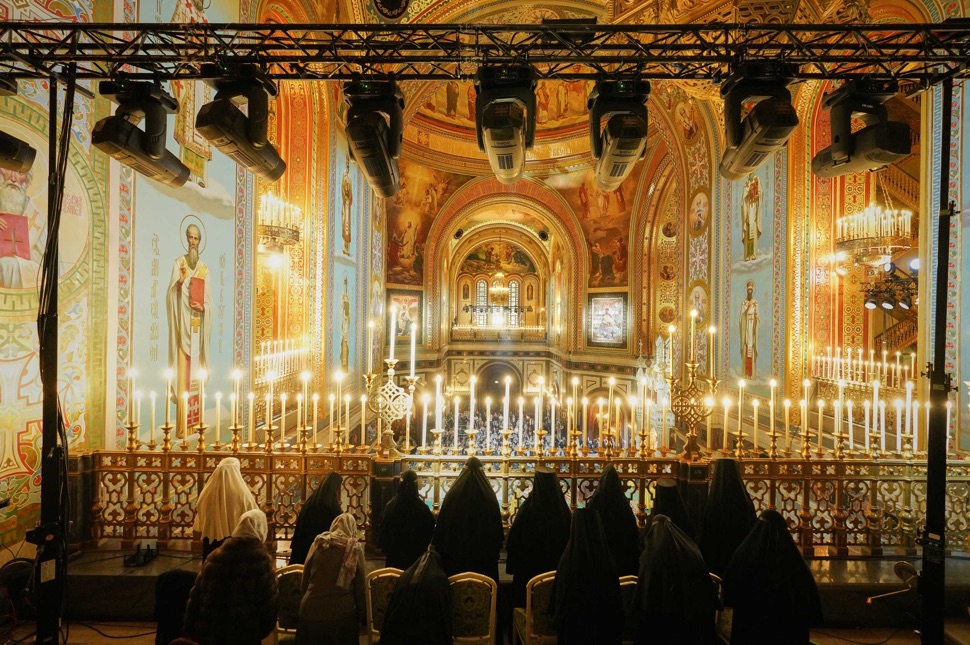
[191,314,201,332]
[4,226,21,249]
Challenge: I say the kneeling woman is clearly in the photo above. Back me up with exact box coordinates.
[297,513,367,645]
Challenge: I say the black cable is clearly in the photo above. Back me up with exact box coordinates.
[811,627,907,644]
[3,629,35,644]
[75,622,157,639]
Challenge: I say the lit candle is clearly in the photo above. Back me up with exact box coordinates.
[312,393,319,446]
[895,399,903,452]
[328,393,336,445]
[895,352,902,388]
[485,396,492,448]
[421,393,430,446]
[280,393,287,449]
[628,396,638,449]
[567,396,575,439]
[197,369,207,428]
[335,371,344,418]
[769,378,777,439]
[469,376,477,436]
[817,399,825,454]
[784,399,791,452]
[689,309,698,362]
[708,326,716,378]
[863,400,871,451]
[232,369,242,426]
[128,367,137,425]
[344,394,351,446]
[880,400,887,451]
[182,392,189,445]
[910,352,916,377]
[214,392,222,445]
[802,379,811,408]
[737,380,746,440]
[846,400,854,450]
[723,397,732,452]
[296,394,303,442]
[164,368,174,426]
[667,325,675,377]
[409,322,417,378]
[367,320,375,374]
[661,397,669,450]
[752,399,760,451]
[360,395,368,447]
[454,395,461,451]
[911,401,919,452]
[537,378,545,431]
[503,376,511,434]
[519,396,525,447]
[149,391,157,447]
[389,306,398,361]
[581,397,589,448]
[435,375,443,432]
[644,397,652,451]
[247,392,256,446]
[265,393,272,431]
[300,371,310,427]
[534,396,541,438]
[904,381,914,440]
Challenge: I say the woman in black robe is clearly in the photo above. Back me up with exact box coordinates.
[698,458,755,576]
[553,508,623,645]
[585,463,639,575]
[289,472,342,565]
[379,548,453,645]
[378,470,435,570]
[634,515,716,645]
[724,510,823,645]
[506,466,572,607]
[431,456,504,581]
[641,478,695,553]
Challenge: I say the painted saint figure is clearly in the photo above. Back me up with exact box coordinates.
[0,168,46,289]
[739,280,759,378]
[741,174,763,261]
[340,275,351,371]
[167,222,212,431]
[395,221,417,261]
[341,159,353,256]
[170,0,212,185]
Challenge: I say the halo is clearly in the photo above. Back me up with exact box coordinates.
[179,214,207,254]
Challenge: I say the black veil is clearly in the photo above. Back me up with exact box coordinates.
[379,470,436,570]
[379,548,453,645]
[585,464,640,575]
[289,472,342,565]
[698,458,755,576]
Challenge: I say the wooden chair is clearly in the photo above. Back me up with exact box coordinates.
[711,572,731,644]
[512,571,557,645]
[619,574,638,645]
[275,563,304,645]
[449,572,498,644]
[365,567,403,645]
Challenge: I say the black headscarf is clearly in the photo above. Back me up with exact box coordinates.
[289,472,342,565]
[634,515,717,645]
[380,548,453,645]
[506,466,572,607]
[379,470,436,570]
[553,508,623,645]
[431,456,504,580]
[651,478,695,536]
[724,510,822,645]
[698,458,755,576]
[585,464,639,575]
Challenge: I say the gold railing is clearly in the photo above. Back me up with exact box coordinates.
[874,317,919,354]
[82,442,970,556]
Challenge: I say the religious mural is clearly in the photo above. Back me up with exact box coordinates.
[386,157,471,286]
[546,168,639,288]
[458,241,537,276]
[387,289,423,344]
[587,293,628,348]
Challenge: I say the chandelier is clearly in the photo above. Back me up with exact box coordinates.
[257,192,302,249]
[835,174,913,267]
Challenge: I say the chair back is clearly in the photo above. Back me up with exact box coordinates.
[710,572,732,644]
[449,572,497,644]
[365,567,403,645]
[619,574,638,644]
[276,564,304,636]
[518,570,557,645]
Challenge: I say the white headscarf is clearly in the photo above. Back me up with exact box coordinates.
[306,512,362,590]
[232,509,269,542]
[194,457,259,541]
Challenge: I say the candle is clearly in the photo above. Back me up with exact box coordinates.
[409,322,417,378]
[296,394,303,443]
[312,393,319,446]
[435,375,443,432]
[503,376,512,434]
[864,400,871,451]
[534,396,541,437]
[454,396,461,451]
[784,399,791,452]
[895,399,903,452]
[485,396,492,448]
[912,401,919,452]
[519,396,526,447]
[704,397,713,449]
[197,369,206,428]
[360,395,368,447]
[752,399,760,451]
[182,392,189,446]
[280,393,287,449]
[265,393,272,431]
[335,371,344,418]
[723,397,732,452]
[300,371,310,427]
[905,381,914,440]
[667,325,675,377]
[708,326,716,378]
[232,369,242,426]
[214,392,222,445]
[737,380,746,440]
[629,396,638,449]
[689,309,698,362]
[389,306,398,361]
[895,352,902,388]
[344,394,351,446]
[149,391,157,447]
[880,400,887,451]
[367,320,375,374]
[537,378,545,431]
[581,397,589,448]
[946,401,953,450]
[328,393,336,445]
[164,368,173,426]
[469,376,477,436]
[910,352,916,377]
[846,400,854,450]
[128,367,137,425]
[421,393,430,446]
[817,400,825,454]
[567,396,574,439]
[661,397,669,450]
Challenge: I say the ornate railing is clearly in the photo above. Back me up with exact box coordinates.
[82,445,970,556]
[874,317,919,355]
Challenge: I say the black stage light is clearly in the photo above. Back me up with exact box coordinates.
[718,62,799,181]
[342,78,404,198]
[475,65,537,184]
[0,77,36,173]
[899,294,912,310]
[812,80,911,178]
[92,81,189,187]
[196,64,285,182]
[883,262,897,276]
[864,294,878,310]
[881,295,896,310]
[587,79,650,191]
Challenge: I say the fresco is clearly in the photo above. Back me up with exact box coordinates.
[388,289,423,345]
[546,168,640,288]
[725,154,785,396]
[386,157,471,286]
[458,241,537,276]
[588,293,628,348]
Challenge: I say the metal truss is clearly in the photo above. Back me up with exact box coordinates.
[1,21,969,85]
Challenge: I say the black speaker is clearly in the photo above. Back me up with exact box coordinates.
[454,229,464,239]
[538,229,549,241]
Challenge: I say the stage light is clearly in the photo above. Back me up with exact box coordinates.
[883,262,897,275]
[0,77,36,173]
[196,64,285,182]
[909,258,920,272]
[718,62,799,181]
[881,295,896,311]
[92,80,189,187]
[899,294,912,310]
[342,78,404,198]
[864,294,878,310]
[587,79,650,191]
[812,80,911,178]
[475,65,537,184]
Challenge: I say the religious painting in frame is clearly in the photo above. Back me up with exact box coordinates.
[587,293,628,349]
[387,289,423,345]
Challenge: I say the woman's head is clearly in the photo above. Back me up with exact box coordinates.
[329,512,358,538]
[232,509,268,542]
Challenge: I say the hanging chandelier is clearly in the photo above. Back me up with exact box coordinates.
[835,174,913,267]
[257,191,302,249]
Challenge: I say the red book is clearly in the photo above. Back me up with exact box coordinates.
[189,276,205,309]
[0,214,30,260]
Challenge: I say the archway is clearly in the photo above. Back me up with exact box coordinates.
[475,361,522,403]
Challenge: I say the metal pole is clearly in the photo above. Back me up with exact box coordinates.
[921,76,953,645]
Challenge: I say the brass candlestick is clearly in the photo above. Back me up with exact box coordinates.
[500,429,513,457]
[264,423,277,454]
[430,428,443,456]
[404,375,420,455]
[800,426,813,460]
[299,422,309,454]
[666,362,719,462]
[125,421,139,453]
[196,422,207,453]
[465,429,479,457]
[534,428,547,458]
[568,429,581,458]
[160,422,173,453]
[229,424,242,453]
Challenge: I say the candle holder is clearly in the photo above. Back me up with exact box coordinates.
[404,375,420,455]
[296,422,307,454]
[212,429,224,452]
[567,429,581,459]
[767,423,779,460]
[637,424,651,459]
[195,422,208,453]
[160,422,173,453]
[666,362,719,462]
[365,359,413,459]
[229,424,242,453]
[264,423,278,454]
[465,429,479,457]
[147,425,158,452]
[733,429,746,460]
[800,426,813,461]
[430,428,443,456]
[901,430,915,460]
[833,426,846,461]
[125,421,140,453]
[500,429,513,457]
[534,428,548,458]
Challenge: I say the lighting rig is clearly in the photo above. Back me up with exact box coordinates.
[0,77,36,172]
[475,65,537,184]
[343,77,404,198]
[588,79,650,191]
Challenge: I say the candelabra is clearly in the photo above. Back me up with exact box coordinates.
[125,420,140,453]
[365,359,415,459]
[195,421,208,453]
[666,361,719,462]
